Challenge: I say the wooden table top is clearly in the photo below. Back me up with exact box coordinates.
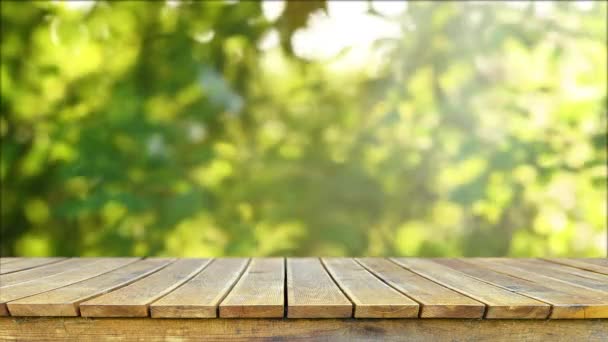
[1,257,607,319]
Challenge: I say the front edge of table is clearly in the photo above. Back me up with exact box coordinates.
[1,317,606,342]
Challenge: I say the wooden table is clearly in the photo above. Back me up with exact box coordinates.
[1,257,607,341]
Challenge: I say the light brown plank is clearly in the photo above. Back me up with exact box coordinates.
[322,258,418,318]
[357,257,484,318]
[469,258,608,298]
[438,258,608,319]
[80,259,208,317]
[151,258,248,318]
[1,258,99,288]
[7,258,173,317]
[4,317,606,342]
[0,258,66,275]
[219,258,284,318]
[287,258,352,318]
[472,258,607,300]
[543,258,608,275]
[582,259,608,266]
[0,258,137,316]
[0,258,23,265]
[521,259,608,282]
[391,258,550,319]
[480,258,608,294]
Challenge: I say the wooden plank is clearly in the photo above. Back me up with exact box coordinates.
[357,257,484,318]
[512,259,608,283]
[0,258,137,316]
[468,258,608,297]
[460,258,606,296]
[479,258,608,294]
[1,258,98,288]
[151,258,249,318]
[391,258,550,319]
[7,258,173,317]
[2,317,606,342]
[581,259,608,266]
[0,258,23,265]
[322,258,419,318]
[80,259,208,317]
[286,258,352,318]
[219,258,285,318]
[543,258,608,275]
[0,257,66,275]
[438,258,608,319]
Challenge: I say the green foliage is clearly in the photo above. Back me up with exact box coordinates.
[1,1,606,257]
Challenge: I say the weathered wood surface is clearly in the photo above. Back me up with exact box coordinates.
[80,259,206,317]
[1,317,606,342]
[544,258,608,275]
[437,258,608,319]
[8,258,173,317]
[1,257,607,320]
[151,258,248,318]
[391,258,551,319]
[0,257,65,275]
[219,258,285,318]
[357,258,484,318]
[0,258,98,288]
[0,258,24,265]
[0,258,136,316]
[287,258,351,318]
[483,258,608,293]
[323,258,419,318]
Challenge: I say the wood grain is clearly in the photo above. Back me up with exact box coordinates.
[391,258,550,319]
[151,258,249,318]
[322,258,419,318]
[439,258,608,319]
[7,258,173,316]
[219,258,285,318]
[0,258,98,288]
[0,258,23,265]
[0,258,66,275]
[3,257,606,321]
[520,259,608,282]
[287,258,352,318]
[543,258,608,276]
[80,259,208,317]
[490,258,608,293]
[581,259,608,266]
[472,258,608,297]
[357,257,484,318]
[1,317,606,342]
[0,258,136,316]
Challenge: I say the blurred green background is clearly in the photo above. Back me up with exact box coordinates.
[1,1,606,257]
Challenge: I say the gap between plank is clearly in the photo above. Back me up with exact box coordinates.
[540,258,608,276]
[5,258,142,316]
[145,259,214,317]
[215,258,251,318]
[1,258,68,275]
[74,258,178,316]
[283,258,287,318]
[439,259,556,318]
[386,258,489,319]
[318,258,355,318]
[353,258,424,318]
[456,258,576,311]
